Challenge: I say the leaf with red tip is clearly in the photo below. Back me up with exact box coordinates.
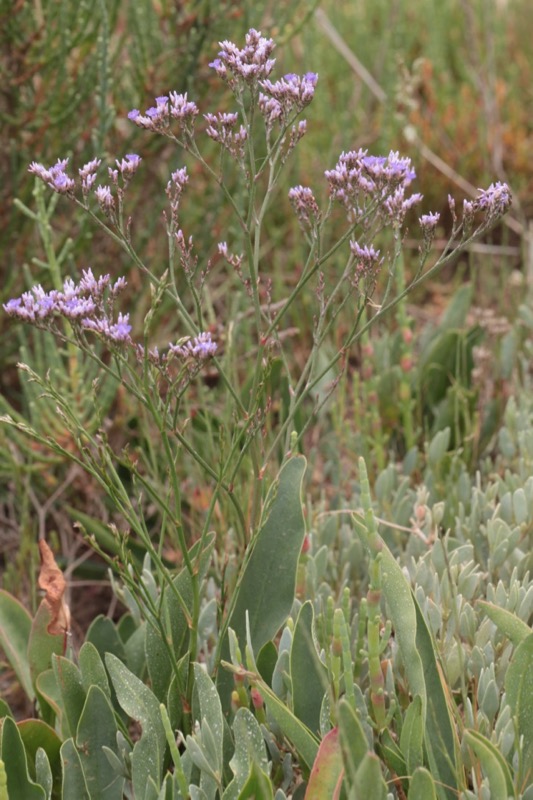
[305,727,344,800]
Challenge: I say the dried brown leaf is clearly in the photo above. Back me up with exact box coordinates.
[38,539,71,636]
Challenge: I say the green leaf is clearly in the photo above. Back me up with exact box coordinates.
[105,653,166,797]
[409,767,438,800]
[463,730,515,800]
[17,719,61,786]
[218,456,307,710]
[504,632,533,773]
[28,603,65,725]
[379,539,459,800]
[76,685,125,799]
[256,641,278,687]
[378,729,406,780]
[35,670,62,727]
[86,616,127,664]
[60,738,90,799]
[52,655,86,739]
[147,535,215,703]
[305,727,344,800]
[236,760,274,800]
[193,664,224,782]
[478,601,531,647]
[256,679,318,772]
[290,601,328,736]
[353,753,387,799]
[0,700,14,720]
[0,590,34,700]
[35,748,53,799]
[223,708,269,800]
[78,641,111,697]
[0,717,45,799]
[338,699,370,783]
[399,695,424,775]
[28,604,66,685]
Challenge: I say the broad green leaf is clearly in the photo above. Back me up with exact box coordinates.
[399,695,424,775]
[305,727,344,800]
[78,641,111,697]
[290,601,328,736]
[256,679,319,772]
[218,456,307,710]
[35,748,53,800]
[236,760,274,800]
[0,590,34,700]
[463,730,514,800]
[17,719,61,785]
[147,534,215,702]
[28,602,66,726]
[0,716,45,799]
[409,767,437,800]
[224,708,269,799]
[378,729,406,780]
[76,685,124,799]
[353,753,387,799]
[378,538,459,800]
[35,670,62,727]
[105,653,166,797]
[338,699,370,783]
[478,601,531,647]
[504,632,533,773]
[52,655,86,739]
[193,664,224,782]
[60,738,90,799]
[86,616,127,664]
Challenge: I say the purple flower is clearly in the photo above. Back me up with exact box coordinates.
[259,72,318,126]
[204,111,248,158]
[169,332,217,360]
[419,212,440,230]
[29,158,75,194]
[128,93,198,135]
[209,29,276,86]
[109,312,132,342]
[349,241,383,285]
[288,185,320,229]
[326,149,421,223]
[475,182,512,216]
[115,153,142,178]
[94,185,115,211]
[79,158,101,194]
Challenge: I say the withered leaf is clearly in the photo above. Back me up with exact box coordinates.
[38,539,71,636]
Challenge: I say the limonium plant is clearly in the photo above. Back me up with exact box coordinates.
[1,27,517,800]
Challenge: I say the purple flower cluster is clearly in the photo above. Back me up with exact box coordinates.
[3,270,130,343]
[325,148,421,224]
[4,269,218,370]
[169,332,218,360]
[79,158,102,194]
[288,185,321,230]
[128,92,199,136]
[259,72,318,126]
[166,166,189,220]
[349,241,382,283]
[474,182,512,217]
[209,28,276,87]
[28,158,76,195]
[27,154,144,218]
[204,112,248,159]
